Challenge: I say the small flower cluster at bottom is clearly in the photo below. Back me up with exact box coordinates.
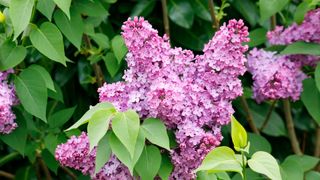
[0,70,18,134]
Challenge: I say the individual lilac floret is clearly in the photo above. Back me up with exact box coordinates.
[55,132,132,180]
[247,48,307,103]
[0,70,18,134]
[98,17,249,179]
[267,8,320,66]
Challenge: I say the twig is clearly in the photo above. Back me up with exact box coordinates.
[314,127,320,157]
[270,15,277,30]
[260,100,277,131]
[61,167,77,180]
[161,0,170,37]
[36,154,52,180]
[84,34,105,87]
[0,171,14,179]
[208,0,219,29]
[240,96,260,135]
[283,99,302,155]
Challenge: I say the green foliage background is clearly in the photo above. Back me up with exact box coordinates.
[0,0,320,179]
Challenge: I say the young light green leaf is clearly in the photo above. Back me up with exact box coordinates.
[95,133,111,174]
[10,0,34,39]
[231,116,248,151]
[280,41,320,56]
[108,131,145,174]
[315,63,320,92]
[112,110,140,158]
[168,0,194,29]
[65,102,115,131]
[158,154,173,180]
[135,145,162,180]
[28,64,55,91]
[30,22,68,66]
[54,8,84,50]
[103,52,120,78]
[141,118,170,150]
[0,40,26,70]
[301,78,320,125]
[248,151,281,180]
[88,109,114,151]
[111,35,127,64]
[196,146,242,175]
[48,106,76,128]
[53,0,71,19]
[37,0,56,21]
[259,0,289,22]
[14,68,47,122]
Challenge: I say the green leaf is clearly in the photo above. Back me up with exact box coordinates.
[37,0,56,21]
[294,0,315,24]
[9,0,35,39]
[53,0,71,19]
[103,52,119,78]
[88,109,114,151]
[41,149,59,174]
[280,41,320,56]
[259,0,289,22]
[14,167,32,180]
[283,155,319,172]
[135,145,162,180]
[48,106,76,128]
[248,151,281,180]
[141,118,170,150]
[66,102,115,131]
[247,28,267,47]
[168,0,194,29]
[315,63,320,92]
[230,0,259,27]
[30,22,68,66]
[197,171,217,180]
[28,65,55,91]
[54,8,84,50]
[111,35,127,64]
[108,131,145,173]
[0,112,27,155]
[280,157,303,180]
[130,0,156,17]
[196,146,242,175]
[158,154,173,180]
[305,171,320,180]
[0,40,26,70]
[90,33,110,49]
[44,133,58,155]
[248,133,271,157]
[231,116,248,151]
[301,78,320,125]
[95,133,111,174]
[48,83,64,103]
[190,0,211,22]
[74,0,108,17]
[112,110,140,158]
[14,67,47,122]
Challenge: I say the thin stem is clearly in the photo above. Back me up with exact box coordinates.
[61,167,77,180]
[283,99,302,155]
[260,100,277,131]
[240,96,260,135]
[37,154,52,180]
[0,171,14,179]
[241,151,247,180]
[161,0,170,37]
[84,34,105,87]
[208,0,219,29]
[0,152,20,167]
[270,15,276,30]
[314,127,320,157]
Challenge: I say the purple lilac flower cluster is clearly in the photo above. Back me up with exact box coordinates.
[0,70,18,134]
[98,17,249,179]
[267,8,320,67]
[55,132,132,180]
[247,48,306,103]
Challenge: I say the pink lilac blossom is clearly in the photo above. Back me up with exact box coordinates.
[247,48,307,103]
[55,132,132,180]
[267,8,320,66]
[97,17,249,179]
[0,70,18,134]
